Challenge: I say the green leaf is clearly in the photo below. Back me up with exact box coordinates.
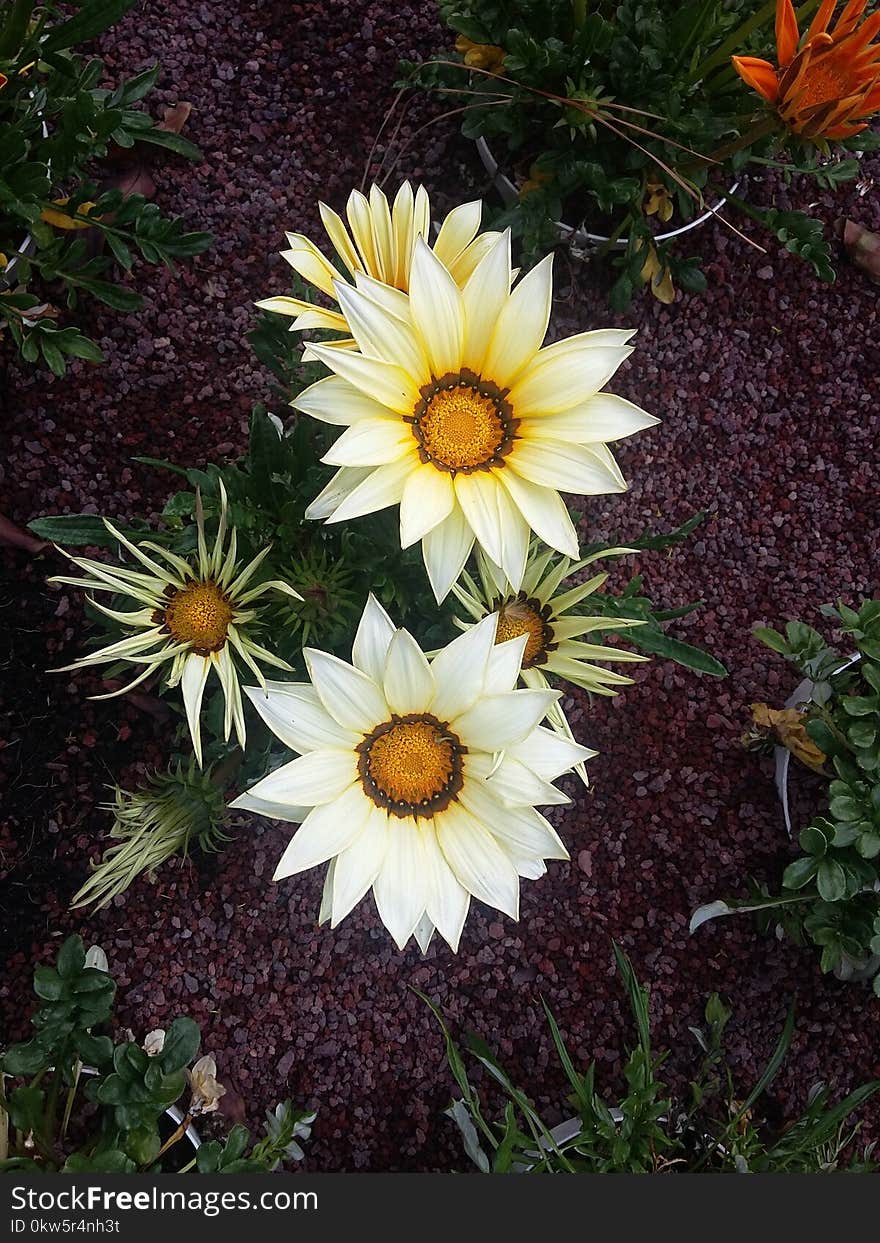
[753,626,788,655]
[133,129,203,162]
[782,855,819,890]
[2,1039,50,1077]
[159,1016,200,1074]
[0,0,35,58]
[70,277,142,312]
[629,627,727,676]
[816,858,846,902]
[57,935,86,979]
[33,966,65,1001]
[28,514,113,547]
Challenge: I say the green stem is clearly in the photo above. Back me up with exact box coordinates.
[571,0,587,29]
[594,211,633,258]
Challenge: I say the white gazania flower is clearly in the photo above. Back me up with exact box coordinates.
[231,595,592,953]
[51,483,301,766]
[293,230,658,602]
[452,544,650,784]
[256,182,501,354]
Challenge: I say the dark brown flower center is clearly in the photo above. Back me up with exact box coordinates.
[357,713,466,818]
[493,593,556,668]
[408,368,517,474]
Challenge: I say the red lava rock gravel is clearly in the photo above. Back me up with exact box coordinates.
[2,1,880,1172]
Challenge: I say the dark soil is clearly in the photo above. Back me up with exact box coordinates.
[2,0,880,1172]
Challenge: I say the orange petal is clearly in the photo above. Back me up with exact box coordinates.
[805,0,838,41]
[831,0,869,39]
[732,55,779,102]
[775,0,801,65]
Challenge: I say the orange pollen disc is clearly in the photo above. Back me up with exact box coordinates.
[410,368,516,474]
[792,56,851,111]
[494,594,555,668]
[162,580,234,654]
[357,713,465,818]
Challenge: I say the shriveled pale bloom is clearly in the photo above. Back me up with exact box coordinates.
[452,544,648,784]
[83,945,109,972]
[143,1029,166,1057]
[51,482,301,765]
[187,1055,226,1114]
[257,182,501,355]
[231,595,591,953]
[292,230,658,601]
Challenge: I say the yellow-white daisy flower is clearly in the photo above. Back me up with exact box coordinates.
[452,544,649,783]
[231,595,591,952]
[293,231,658,602]
[52,484,301,765]
[256,182,501,351]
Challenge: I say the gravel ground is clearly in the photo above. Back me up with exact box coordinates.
[2,0,880,1172]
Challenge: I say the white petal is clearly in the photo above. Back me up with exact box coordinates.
[483,634,527,695]
[429,613,498,722]
[454,472,504,568]
[305,465,373,520]
[497,469,580,558]
[325,458,413,523]
[422,504,475,604]
[321,417,415,467]
[246,748,357,809]
[181,652,211,767]
[461,230,512,374]
[305,648,388,731]
[293,375,398,427]
[507,724,596,781]
[508,346,633,416]
[228,790,310,823]
[243,682,359,754]
[334,281,426,375]
[494,478,530,590]
[331,805,390,925]
[382,628,434,714]
[452,688,559,750]
[523,392,659,444]
[486,756,570,807]
[372,818,429,949]
[482,254,552,387]
[461,778,569,857]
[307,342,420,414]
[318,859,336,926]
[399,464,455,548]
[351,593,396,682]
[273,784,372,879]
[409,237,464,376]
[423,828,470,952]
[509,442,627,495]
[433,199,482,269]
[436,802,520,919]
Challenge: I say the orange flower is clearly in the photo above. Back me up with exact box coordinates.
[0,72,8,91]
[454,34,505,73]
[732,0,880,140]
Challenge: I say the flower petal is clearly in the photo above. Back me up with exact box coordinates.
[433,199,483,269]
[246,748,357,809]
[509,441,627,495]
[305,648,388,731]
[509,344,633,416]
[423,827,471,952]
[422,504,475,604]
[305,466,373,520]
[496,469,580,558]
[523,392,659,444]
[243,682,359,753]
[452,688,559,750]
[409,237,464,376]
[399,463,455,548]
[483,635,528,695]
[273,783,372,879]
[307,342,420,414]
[460,230,512,373]
[372,817,429,949]
[507,724,596,780]
[454,472,505,567]
[382,628,435,714]
[351,593,396,682]
[293,375,399,426]
[181,652,211,767]
[324,458,413,523]
[436,802,520,919]
[334,281,426,375]
[321,417,415,467]
[331,805,390,925]
[430,613,499,721]
[482,254,553,387]
[461,778,569,856]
